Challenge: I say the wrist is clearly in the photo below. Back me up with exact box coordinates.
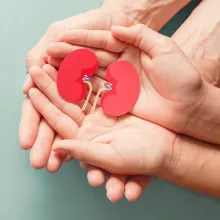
[184,82,220,144]
[102,0,191,30]
[158,135,220,199]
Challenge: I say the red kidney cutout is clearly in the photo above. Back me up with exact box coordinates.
[100,61,140,116]
[57,49,98,103]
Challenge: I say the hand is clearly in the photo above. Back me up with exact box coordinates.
[28,43,153,202]
[55,109,175,175]
[27,71,174,201]
[41,24,206,201]
[19,0,192,201]
[19,0,190,158]
[48,25,208,142]
[28,75,220,199]
[21,1,158,201]
[19,5,140,171]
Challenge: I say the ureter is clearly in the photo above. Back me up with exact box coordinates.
[81,81,93,111]
[90,87,108,114]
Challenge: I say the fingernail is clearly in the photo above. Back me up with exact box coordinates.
[125,189,136,202]
[23,74,31,91]
[106,188,116,203]
[107,194,116,203]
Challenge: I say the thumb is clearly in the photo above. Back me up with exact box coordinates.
[53,140,118,172]
[111,24,179,57]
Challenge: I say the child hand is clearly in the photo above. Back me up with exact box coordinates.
[29,66,152,202]
[55,109,175,176]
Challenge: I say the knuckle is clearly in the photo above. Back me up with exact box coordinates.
[77,140,88,161]
[158,36,177,54]
[47,20,64,34]
[135,24,145,32]
[53,115,64,132]
[48,21,59,31]
[159,36,172,46]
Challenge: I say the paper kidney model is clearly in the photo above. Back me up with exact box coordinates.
[100,61,140,116]
[57,49,98,103]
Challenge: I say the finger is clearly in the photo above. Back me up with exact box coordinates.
[30,119,55,169]
[53,140,113,170]
[80,161,93,170]
[47,43,84,58]
[60,29,127,53]
[106,175,127,203]
[47,42,120,68]
[19,98,41,149]
[29,88,78,139]
[111,24,179,57]
[47,57,63,69]
[29,66,84,125]
[46,135,65,173]
[87,167,107,187]
[125,176,152,202]
[23,74,35,94]
[95,67,106,80]
[42,64,57,82]
[53,139,132,175]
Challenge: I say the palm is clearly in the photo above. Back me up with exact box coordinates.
[21,6,137,172]
[78,108,174,174]
[53,26,206,134]
[112,44,204,133]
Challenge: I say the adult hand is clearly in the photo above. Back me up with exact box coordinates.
[27,40,153,202]
[20,0,190,156]
[28,22,202,202]
[19,4,143,170]
[28,67,173,201]
[50,26,208,141]
[29,67,220,199]
[46,22,220,200]
[19,0,191,200]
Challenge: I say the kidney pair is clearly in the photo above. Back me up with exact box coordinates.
[57,49,140,117]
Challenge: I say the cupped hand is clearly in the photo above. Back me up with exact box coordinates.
[54,109,175,175]
[50,25,207,140]
[40,24,204,201]
[28,66,175,201]
[19,6,137,171]
[28,43,153,202]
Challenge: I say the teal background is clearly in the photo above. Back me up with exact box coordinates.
[1,0,220,219]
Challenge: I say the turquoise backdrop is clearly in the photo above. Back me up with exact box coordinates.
[0,0,219,219]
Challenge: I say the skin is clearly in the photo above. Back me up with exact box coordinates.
[45,1,220,202]
[48,25,220,144]
[27,21,220,202]
[52,112,220,199]
[19,0,191,202]
[27,63,220,199]
[172,0,220,87]
[20,0,220,202]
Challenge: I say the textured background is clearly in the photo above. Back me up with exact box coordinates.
[1,0,220,219]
